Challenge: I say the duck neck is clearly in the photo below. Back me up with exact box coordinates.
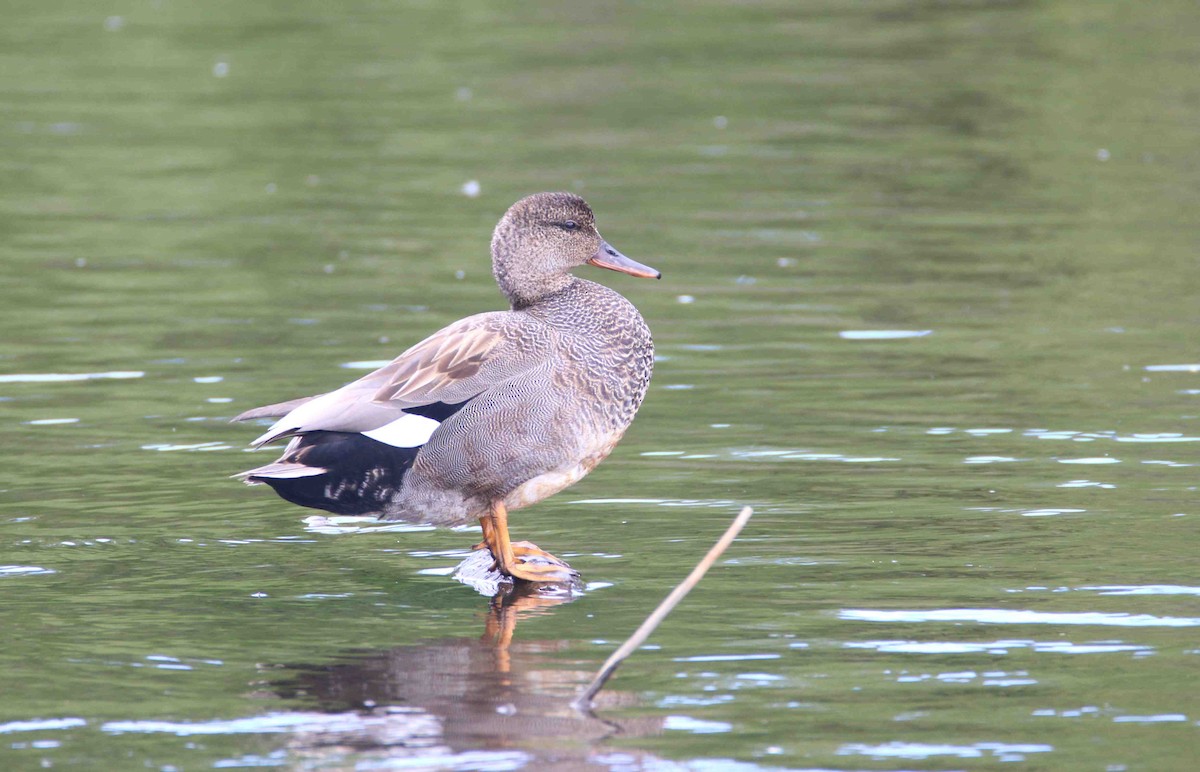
[491,238,574,309]
[522,278,641,341]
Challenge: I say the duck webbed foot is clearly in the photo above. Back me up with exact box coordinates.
[507,541,578,583]
[477,501,579,584]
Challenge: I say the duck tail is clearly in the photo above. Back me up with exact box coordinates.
[236,431,420,516]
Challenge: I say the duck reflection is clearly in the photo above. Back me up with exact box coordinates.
[262,558,662,767]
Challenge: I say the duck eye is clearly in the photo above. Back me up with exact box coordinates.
[561,220,579,231]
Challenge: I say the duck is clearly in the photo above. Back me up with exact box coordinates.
[233,192,659,583]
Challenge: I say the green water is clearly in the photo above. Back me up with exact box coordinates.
[3,1,1198,769]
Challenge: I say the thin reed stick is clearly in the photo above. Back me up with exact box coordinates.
[571,505,754,712]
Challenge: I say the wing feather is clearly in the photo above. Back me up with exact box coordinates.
[231,396,319,423]
[369,320,501,403]
[242,313,554,446]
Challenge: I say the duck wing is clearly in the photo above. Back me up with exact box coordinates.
[363,315,509,405]
[231,396,320,422]
[239,312,553,447]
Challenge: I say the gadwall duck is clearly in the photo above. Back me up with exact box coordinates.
[234,192,659,583]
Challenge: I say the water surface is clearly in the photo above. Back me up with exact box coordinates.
[3,1,1199,769]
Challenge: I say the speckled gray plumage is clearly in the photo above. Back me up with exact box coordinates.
[234,192,656,527]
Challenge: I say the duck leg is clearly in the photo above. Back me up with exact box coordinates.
[478,499,577,583]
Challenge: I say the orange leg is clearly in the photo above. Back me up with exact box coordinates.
[472,515,496,552]
[477,499,577,583]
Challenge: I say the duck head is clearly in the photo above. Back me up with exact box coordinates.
[491,192,660,308]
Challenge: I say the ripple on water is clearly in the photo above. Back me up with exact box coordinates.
[1033,708,1191,725]
[1076,584,1200,596]
[844,639,1154,655]
[340,360,392,370]
[964,455,1020,464]
[1,565,57,577]
[838,330,933,340]
[840,608,1200,627]
[142,442,232,452]
[1032,706,1103,718]
[781,452,900,463]
[1021,508,1087,517]
[415,567,457,576]
[889,670,1036,687]
[1112,713,1189,723]
[658,694,735,707]
[838,741,1052,761]
[66,654,224,671]
[301,514,434,535]
[723,555,833,567]
[724,448,898,463]
[1115,433,1200,443]
[101,710,437,737]
[729,449,795,457]
[673,653,782,663]
[100,711,535,770]
[662,715,733,734]
[0,371,144,383]
[568,497,740,509]
[0,717,87,734]
[929,426,1200,445]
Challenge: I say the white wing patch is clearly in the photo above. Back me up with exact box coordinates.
[361,413,440,448]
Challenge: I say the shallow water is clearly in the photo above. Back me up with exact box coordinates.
[3,1,1199,770]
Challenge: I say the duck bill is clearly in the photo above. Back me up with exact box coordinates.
[588,241,661,279]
